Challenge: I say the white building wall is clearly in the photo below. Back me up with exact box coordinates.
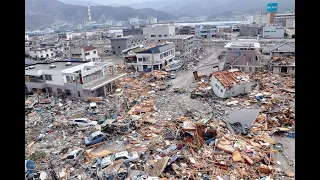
[84,49,100,61]
[29,49,56,59]
[255,14,268,25]
[211,75,253,98]
[263,26,285,38]
[143,25,175,42]
[42,69,65,86]
[286,19,295,29]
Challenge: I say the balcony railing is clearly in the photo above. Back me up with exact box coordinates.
[29,79,45,83]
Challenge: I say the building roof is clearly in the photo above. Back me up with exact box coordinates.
[111,35,145,40]
[83,46,97,52]
[270,42,295,53]
[25,61,87,71]
[136,43,175,54]
[213,69,251,89]
[161,35,194,40]
[272,56,295,67]
[225,41,260,49]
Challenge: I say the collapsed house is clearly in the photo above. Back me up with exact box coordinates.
[211,69,253,98]
[271,56,295,75]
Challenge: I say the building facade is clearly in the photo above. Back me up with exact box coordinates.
[224,39,261,73]
[143,25,176,42]
[211,69,253,98]
[124,43,175,72]
[262,25,285,38]
[195,25,217,38]
[110,35,146,55]
[178,26,195,35]
[25,61,126,100]
[239,25,263,36]
[158,35,195,54]
[29,46,64,59]
[123,28,143,36]
[274,13,295,27]
[69,46,100,61]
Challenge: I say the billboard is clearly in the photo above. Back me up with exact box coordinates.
[267,3,278,12]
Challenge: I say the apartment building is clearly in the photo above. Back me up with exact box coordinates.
[25,61,126,100]
[110,35,146,55]
[143,25,175,42]
[124,43,175,72]
[158,35,195,54]
[195,25,217,38]
[69,45,100,61]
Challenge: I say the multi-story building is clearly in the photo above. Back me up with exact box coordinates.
[285,19,295,29]
[69,45,100,61]
[178,26,195,35]
[124,43,175,72]
[274,13,295,27]
[262,25,285,39]
[143,25,175,42]
[224,39,261,73]
[239,25,263,37]
[122,27,143,36]
[195,25,217,38]
[25,61,126,100]
[255,12,275,25]
[29,45,65,59]
[110,35,146,55]
[158,35,195,54]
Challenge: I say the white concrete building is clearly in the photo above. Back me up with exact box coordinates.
[262,25,285,39]
[25,35,29,41]
[285,19,295,29]
[25,61,126,100]
[143,25,175,42]
[124,43,175,72]
[285,28,295,38]
[158,35,195,54]
[29,46,63,59]
[211,69,253,98]
[148,17,158,24]
[255,13,269,25]
[274,13,295,27]
[69,46,100,61]
[195,25,217,38]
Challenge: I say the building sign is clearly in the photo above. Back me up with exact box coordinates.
[71,58,78,61]
[267,3,278,12]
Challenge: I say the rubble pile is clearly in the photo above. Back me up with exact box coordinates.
[25,67,295,179]
[271,56,295,66]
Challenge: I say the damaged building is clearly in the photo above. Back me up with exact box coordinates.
[224,39,261,73]
[25,61,126,100]
[211,69,253,98]
[271,56,295,75]
[124,43,175,72]
[69,45,100,61]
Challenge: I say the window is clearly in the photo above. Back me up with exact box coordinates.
[41,55,43,58]
[85,52,90,56]
[51,53,53,56]
[93,51,96,54]
[47,87,53,93]
[57,88,63,94]
[164,35,168,37]
[151,35,156,37]
[78,91,81,97]
[292,67,294,70]
[138,58,142,61]
[171,50,173,54]
[160,54,163,59]
[65,89,71,96]
[45,75,52,81]
[158,35,162,37]
[221,89,223,93]
[249,67,252,72]
[118,46,120,49]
